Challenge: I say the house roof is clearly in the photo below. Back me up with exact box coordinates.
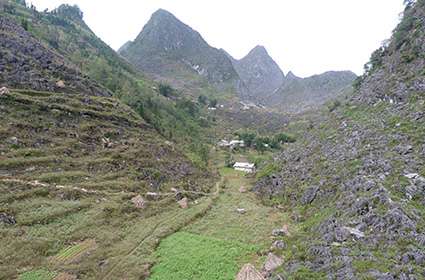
[229,140,244,145]
[234,162,255,168]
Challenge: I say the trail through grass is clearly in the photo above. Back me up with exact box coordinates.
[149,152,291,279]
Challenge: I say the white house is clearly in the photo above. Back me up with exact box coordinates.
[229,140,245,147]
[233,162,255,173]
[218,140,245,149]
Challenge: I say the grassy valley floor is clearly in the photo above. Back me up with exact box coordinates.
[148,151,292,280]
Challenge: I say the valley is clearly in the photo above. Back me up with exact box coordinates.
[1,0,424,279]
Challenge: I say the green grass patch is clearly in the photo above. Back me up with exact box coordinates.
[37,171,89,184]
[0,156,58,169]
[52,239,96,264]
[287,265,327,280]
[19,269,56,280]
[256,163,279,180]
[150,232,257,280]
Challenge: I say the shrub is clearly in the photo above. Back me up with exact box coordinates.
[256,163,279,180]
[198,95,208,105]
[208,98,218,108]
[224,152,235,168]
[327,100,341,112]
[158,83,174,97]
[53,4,83,20]
[274,133,296,144]
[236,131,257,147]
[21,18,29,30]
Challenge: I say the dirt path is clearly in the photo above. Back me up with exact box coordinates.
[185,165,290,247]
[101,179,223,279]
[147,152,292,279]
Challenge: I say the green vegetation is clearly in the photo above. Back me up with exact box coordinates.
[148,151,291,279]
[150,232,257,280]
[52,239,96,264]
[235,130,295,152]
[158,83,174,98]
[186,153,290,246]
[0,89,214,279]
[19,269,56,280]
[1,2,213,164]
[256,163,279,180]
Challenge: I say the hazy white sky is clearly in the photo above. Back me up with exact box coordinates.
[30,0,405,77]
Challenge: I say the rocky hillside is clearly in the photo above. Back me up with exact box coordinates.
[0,89,213,279]
[0,16,109,96]
[253,1,425,279]
[119,9,242,95]
[0,2,215,157]
[225,44,356,111]
[356,0,425,104]
[227,45,285,101]
[0,2,215,279]
[119,9,356,112]
[270,70,357,112]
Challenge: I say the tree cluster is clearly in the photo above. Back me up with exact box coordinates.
[235,131,295,152]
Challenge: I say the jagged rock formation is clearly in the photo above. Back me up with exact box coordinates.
[119,9,241,94]
[254,1,425,279]
[0,2,213,146]
[119,9,356,111]
[226,46,285,100]
[0,16,109,96]
[227,46,356,111]
[356,0,425,104]
[271,70,357,112]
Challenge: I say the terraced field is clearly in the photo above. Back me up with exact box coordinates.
[0,89,214,279]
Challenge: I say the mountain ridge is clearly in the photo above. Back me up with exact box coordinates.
[119,8,356,111]
[228,45,285,101]
[119,9,242,95]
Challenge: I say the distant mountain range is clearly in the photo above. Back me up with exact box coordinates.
[120,9,357,111]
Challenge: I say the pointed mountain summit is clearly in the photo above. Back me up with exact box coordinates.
[270,70,357,112]
[119,9,240,93]
[285,71,301,81]
[230,45,285,100]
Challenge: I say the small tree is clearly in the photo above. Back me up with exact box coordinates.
[3,3,16,14]
[236,131,257,147]
[274,133,295,144]
[14,0,26,6]
[198,95,207,105]
[209,98,218,108]
[21,18,29,30]
[55,4,83,20]
[158,83,173,97]
[254,137,267,153]
[224,152,235,168]
[196,144,209,165]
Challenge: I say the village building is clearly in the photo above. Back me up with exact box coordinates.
[233,162,255,173]
[218,139,245,149]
